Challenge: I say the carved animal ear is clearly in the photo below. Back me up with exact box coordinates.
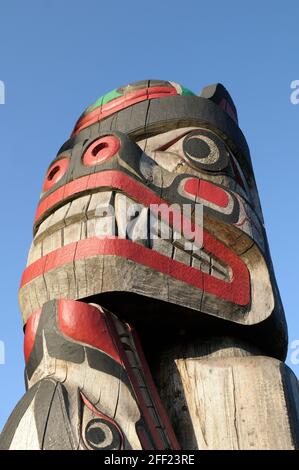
[199,83,238,125]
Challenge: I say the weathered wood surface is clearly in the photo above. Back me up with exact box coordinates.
[155,337,299,449]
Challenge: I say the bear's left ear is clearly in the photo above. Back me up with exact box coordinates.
[199,83,238,125]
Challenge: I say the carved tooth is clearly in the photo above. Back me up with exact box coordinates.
[27,240,42,265]
[87,213,116,239]
[115,193,131,239]
[86,218,96,238]
[191,251,210,274]
[115,193,137,239]
[64,221,85,245]
[115,193,146,243]
[47,203,71,232]
[86,191,116,238]
[87,191,114,220]
[127,207,149,247]
[42,230,62,255]
[65,195,90,225]
[34,213,54,242]
[191,257,202,270]
[173,246,191,266]
[94,215,116,239]
[173,231,194,253]
[34,203,71,244]
[150,214,172,241]
[193,248,210,263]
[149,214,173,256]
[211,258,230,281]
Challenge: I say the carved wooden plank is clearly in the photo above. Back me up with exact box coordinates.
[155,339,299,449]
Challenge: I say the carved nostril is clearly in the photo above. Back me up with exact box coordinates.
[43,157,69,192]
[92,142,108,156]
[83,135,120,166]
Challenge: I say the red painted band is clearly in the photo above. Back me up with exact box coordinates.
[72,86,178,136]
[57,299,121,364]
[20,237,249,306]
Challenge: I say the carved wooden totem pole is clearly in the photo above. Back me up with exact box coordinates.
[1,80,299,450]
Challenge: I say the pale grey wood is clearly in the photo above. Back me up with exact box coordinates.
[34,203,71,244]
[42,230,62,256]
[87,191,114,219]
[127,207,149,246]
[44,263,77,304]
[173,247,190,266]
[151,237,173,257]
[155,338,299,450]
[27,240,42,265]
[64,221,85,245]
[66,195,90,225]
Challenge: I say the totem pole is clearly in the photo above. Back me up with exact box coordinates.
[1,80,298,450]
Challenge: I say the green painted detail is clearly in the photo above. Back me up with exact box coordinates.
[84,88,123,115]
[91,89,122,110]
[180,85,196,96]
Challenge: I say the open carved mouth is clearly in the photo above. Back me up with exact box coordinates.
[22,170,250,317]
[29,191,232,281]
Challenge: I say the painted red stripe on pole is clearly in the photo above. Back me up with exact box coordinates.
[72,86,178,136]
[20,237,249,306]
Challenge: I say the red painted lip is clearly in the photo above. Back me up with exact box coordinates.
[21,236,249,306]
[72,86,178,136]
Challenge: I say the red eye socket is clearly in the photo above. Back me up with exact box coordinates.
[43,157,69,192]
[83,135,120,167]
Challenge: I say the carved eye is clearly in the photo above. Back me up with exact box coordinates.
[43,157,69,192]
[83,135,120,166]
[84,418,122,450]
[182,130,229,171]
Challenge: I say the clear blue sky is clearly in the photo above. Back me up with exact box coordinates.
[0,1,298,430]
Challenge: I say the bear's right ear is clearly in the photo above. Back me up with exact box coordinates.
[199,83,238,125]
